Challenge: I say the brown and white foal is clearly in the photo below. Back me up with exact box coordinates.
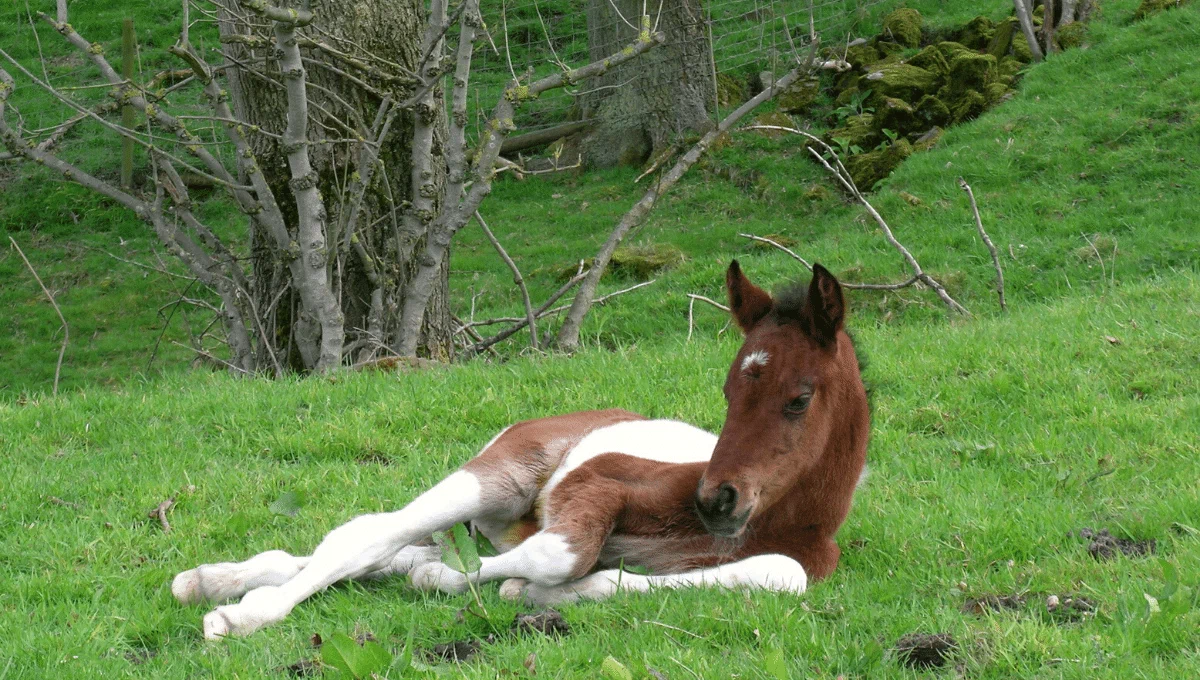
[173,262,870,639]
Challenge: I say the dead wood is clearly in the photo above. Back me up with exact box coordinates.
[475,211,539,350]
[958,178,1006,311]
[148,496,176,532]
[500,121,591,155]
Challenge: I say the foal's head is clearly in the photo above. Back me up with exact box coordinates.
[695,261,867,537]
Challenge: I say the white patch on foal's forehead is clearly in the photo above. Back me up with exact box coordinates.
[741,350,770,373]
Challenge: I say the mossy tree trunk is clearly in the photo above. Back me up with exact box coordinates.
[218,0,453,368]
[579,0,715,168]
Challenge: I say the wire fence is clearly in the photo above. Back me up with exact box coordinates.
[468,0,893,135]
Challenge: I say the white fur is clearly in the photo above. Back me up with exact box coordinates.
[411,531,578,594]
[741,350,770,372]
[519,554,807,605]
[539,420,717,518]
[195,470,483,639]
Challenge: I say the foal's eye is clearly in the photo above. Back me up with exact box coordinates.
[784,394,812,416]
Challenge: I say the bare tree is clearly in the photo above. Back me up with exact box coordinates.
[0,1,662,374]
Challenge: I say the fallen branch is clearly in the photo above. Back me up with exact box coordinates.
[500,120,591,155]
[148,496,176,532]
[475,211,538,350]
[738,233,812,270]
[744,125,969,316]
[958,178,1006,311]
[9,236,69,395]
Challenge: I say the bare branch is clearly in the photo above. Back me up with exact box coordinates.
[9,236,69,395]
[1013,0,1046,62]
[958,178,1006,311]
[475,211,538,350]
[738,233,812,270]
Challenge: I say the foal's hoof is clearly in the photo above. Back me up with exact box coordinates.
[498,578,528,601]
[202,609,233,640]
[409,562,469,594]
[172,570,205,605]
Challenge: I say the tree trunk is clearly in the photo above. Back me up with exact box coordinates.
[579,0,715,168]
[218,0,453,369]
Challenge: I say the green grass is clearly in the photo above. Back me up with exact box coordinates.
[2,0,1200,676]
[2,270,1197,678]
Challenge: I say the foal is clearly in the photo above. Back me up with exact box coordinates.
[173,262,870,639]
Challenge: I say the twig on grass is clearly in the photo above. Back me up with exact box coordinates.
[686,294,729,342]
[958,178,1006,311]
[9,236,69,395]
[148,496,176,532]
[737,233,812,270]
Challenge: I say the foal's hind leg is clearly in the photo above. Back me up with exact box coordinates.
[200,470,489,639]
[172,544,441,605]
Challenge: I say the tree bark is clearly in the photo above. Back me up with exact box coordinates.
[579,0,714,168]
[218,0,453,369]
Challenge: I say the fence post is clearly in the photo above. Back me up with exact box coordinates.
[121,18,135,189]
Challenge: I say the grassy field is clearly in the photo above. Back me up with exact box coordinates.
[2,0,1199,677]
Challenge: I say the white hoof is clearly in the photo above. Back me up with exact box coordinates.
[409,562,469,594]
[498,578,528,601]
[173,551,303,605]
[201,585,292,639]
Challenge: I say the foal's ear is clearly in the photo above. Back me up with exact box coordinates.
[804,263,845,346]
[726,260,773,333]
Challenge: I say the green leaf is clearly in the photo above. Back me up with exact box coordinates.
[439,523,482,574]
[763,647,790,679]
[475,530,500,557]
[600,656,633,680]
[359,640,392,677]
[1160,559,1179,600]
[268,490,303,517]
[322,633,360,677]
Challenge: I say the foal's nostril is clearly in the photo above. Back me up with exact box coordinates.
[714,483,738,518]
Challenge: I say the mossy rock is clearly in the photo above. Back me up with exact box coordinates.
[1134,0,1190,21]
[835,86,862,107]
[907,45,950,79]
[998,56,1024,79]
[947,52,997,94]
[778,79,820,114]
[559,243,686,281]
[935,41,975,64]
[1011,31,1034,62]
[751,112,794,138]
[875,97,917,136]
[882,8,923,48]
[1056,22,1087,49]
[984,82,1013,105]
[914,95,952,128]
[988,17,1018,58]
[956,16,995,50]
[803,184,832,201]
[716,73,747,108]
[827,113,881,150]
[845,43,882,69]
[872,39,908,59]
[913,126,944,151]
[863,64,939,102]
[948,89,988,123]
[844,139,913,190]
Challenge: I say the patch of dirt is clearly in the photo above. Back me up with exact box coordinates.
[1045,594,1097,623]
[1073,527,1156,560]
[277,658,321,677]
[512,609,571,637]
[123,648,157,665]
[425,638,484,663]
[962,593,1025,615]
[894,632,957,669]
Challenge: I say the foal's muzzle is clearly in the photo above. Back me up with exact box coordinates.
[695,482,750,537]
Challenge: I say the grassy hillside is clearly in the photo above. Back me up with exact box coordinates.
[2,0,1199,677]
[2,270,1197,677]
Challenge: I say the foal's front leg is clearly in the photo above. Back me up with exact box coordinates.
[197,470,487,639]
[520,554,808,605]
